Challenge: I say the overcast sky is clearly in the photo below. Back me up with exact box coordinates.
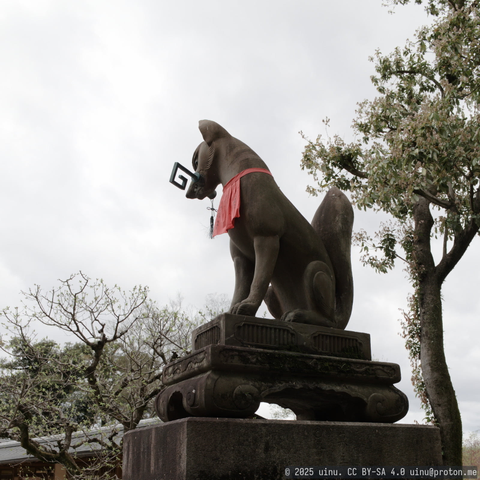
[1,0,479,434]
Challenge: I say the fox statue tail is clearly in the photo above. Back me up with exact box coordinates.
[312,187,354,330]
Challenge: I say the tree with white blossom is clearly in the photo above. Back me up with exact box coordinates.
[301,0,480,465]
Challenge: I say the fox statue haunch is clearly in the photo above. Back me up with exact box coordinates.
[186,120,354,329]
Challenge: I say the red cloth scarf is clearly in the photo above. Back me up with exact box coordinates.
[213,168,272,237]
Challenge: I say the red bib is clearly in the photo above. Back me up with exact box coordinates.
[213,168,272,237]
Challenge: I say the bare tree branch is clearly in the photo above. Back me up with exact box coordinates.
[413,188,454,209]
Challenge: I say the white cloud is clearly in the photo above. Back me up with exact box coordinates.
[0,0,477,434]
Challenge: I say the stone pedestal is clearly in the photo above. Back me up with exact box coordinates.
[124,315,438,478]
[192,314,372,359]
[122,418,442,480]
[156,314,408,423]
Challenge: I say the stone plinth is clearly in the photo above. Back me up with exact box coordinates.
[156,315,409,423]
[193,314,371,359]
[156,344,408,422]
[122,418,442,480]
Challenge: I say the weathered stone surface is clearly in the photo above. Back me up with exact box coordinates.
[162,344,393,387]
[193,314,371,359]
[181,120,354,328]
[122,418,442,480]
[156,343,408,423]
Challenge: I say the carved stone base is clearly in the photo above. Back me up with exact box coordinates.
[156,315,408,423]
[193,313,371,359]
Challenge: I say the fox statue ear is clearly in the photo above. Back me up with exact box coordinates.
[198,120,231,145]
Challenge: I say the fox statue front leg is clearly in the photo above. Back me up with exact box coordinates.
[230,235,280,317]
[229,242,254,313]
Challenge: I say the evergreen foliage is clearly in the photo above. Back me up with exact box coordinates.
[301,0,480,465]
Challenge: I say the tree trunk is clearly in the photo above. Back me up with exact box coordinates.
[418,275,463,465]
[413,198,463,466]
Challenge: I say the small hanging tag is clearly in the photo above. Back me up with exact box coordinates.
[207,199,217,239]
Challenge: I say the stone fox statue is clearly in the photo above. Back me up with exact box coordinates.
[186,120,354,329]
